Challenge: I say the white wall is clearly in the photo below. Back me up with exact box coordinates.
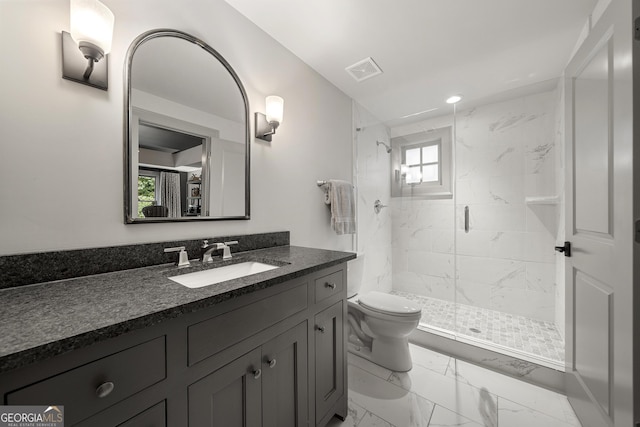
[0,0,353,255]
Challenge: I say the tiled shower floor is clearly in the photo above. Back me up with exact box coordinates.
[391,291,565,363]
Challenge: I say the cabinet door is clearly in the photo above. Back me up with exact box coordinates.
[188,347,262,427]
[262,322,308,427]
[314,301,344,421]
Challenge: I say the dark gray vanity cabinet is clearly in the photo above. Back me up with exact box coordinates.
[314,301,344,423]
[5,336,167,426]
[118,401,167,427]
[0,263,347,427]
[261,321,308,427]
[188,347,263,426]
[312,267,347,426]
[189,321,308,427]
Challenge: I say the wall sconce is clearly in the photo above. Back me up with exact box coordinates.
[255,96,284,142]
[62,0,114,90]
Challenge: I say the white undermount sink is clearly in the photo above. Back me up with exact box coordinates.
[168,261,280,289]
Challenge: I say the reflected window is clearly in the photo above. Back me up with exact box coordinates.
[138,171,159,216]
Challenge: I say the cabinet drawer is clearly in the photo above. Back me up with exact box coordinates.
[7,337,166,426]
[314,270,343,303]
[118,401,166,427]
[188,284,307,366]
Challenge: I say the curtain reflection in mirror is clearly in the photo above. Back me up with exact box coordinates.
[160,172,182,218]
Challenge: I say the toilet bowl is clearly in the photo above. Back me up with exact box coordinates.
[347,291,421,372]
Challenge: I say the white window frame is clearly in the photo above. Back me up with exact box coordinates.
[390,126,453,198]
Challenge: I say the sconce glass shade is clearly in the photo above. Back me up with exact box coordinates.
[265,95,284,124]
[70,0,115,56]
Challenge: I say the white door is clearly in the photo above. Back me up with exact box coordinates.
[564,0,635,426]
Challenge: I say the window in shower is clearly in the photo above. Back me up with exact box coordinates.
[390,125,452,198]
[403,142,440,184]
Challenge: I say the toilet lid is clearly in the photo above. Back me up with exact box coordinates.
[358,291,422,316]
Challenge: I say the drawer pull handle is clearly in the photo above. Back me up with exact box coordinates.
[325,282,336,290]
[252,369,262,379]
[96,381,115,398]
[316,325,325,333]
[267,358,277,368]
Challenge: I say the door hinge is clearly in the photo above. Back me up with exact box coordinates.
[555,241,571,257]
[636,16,640,41]
[635,220,640,243]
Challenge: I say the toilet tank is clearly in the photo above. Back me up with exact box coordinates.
[346,253,365,298]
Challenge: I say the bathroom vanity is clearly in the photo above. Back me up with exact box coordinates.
[0,244,355,427]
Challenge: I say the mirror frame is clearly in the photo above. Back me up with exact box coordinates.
[124,29,250,223]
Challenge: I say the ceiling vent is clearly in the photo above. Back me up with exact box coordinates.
[345,57,383,82]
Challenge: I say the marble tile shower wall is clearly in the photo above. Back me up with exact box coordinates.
[350,102,393,295]
[392,89,560,323]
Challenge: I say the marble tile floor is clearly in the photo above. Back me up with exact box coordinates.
[391,291,565,363]
[326,344,582,427]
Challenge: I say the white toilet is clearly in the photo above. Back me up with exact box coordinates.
[347,290,422,372]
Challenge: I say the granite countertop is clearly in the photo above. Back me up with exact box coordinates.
[0,245,356,374]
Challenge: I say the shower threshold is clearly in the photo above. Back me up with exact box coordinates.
[392,291,565,370]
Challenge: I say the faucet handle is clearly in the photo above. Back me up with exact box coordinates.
[202,240,209,248]
[220,241,238,260]
[164,246,191,267]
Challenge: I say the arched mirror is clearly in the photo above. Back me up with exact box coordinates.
[124,29,250,223]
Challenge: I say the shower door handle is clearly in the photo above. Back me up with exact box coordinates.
[464,206,470,233]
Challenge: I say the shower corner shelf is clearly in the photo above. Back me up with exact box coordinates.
[525,195,560,205]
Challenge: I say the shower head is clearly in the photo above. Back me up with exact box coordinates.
[376,140,392,154]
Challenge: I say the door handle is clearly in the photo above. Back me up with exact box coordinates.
[464,206,470,233]
[554,241,571,257]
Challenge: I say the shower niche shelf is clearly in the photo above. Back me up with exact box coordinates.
[525,195,560,205]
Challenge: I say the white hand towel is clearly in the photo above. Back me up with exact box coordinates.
[329,180,356,235]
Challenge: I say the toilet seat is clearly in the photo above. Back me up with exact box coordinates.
[358,291,421,317]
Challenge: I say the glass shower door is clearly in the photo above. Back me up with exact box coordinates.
[452,89,564,368]
[389,110,457,339]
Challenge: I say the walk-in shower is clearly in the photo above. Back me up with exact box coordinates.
[353,80,565,370]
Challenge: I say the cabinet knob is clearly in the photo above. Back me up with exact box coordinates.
[95,381,115,398]
[267,358,277,368]
[316,325,325,333]
[325,282,336,290]
[252,369,262,379]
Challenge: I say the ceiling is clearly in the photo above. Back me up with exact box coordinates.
[224,0,597,127]
[138,123,203,153]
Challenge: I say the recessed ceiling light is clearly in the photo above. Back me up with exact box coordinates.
[446,95,462,104]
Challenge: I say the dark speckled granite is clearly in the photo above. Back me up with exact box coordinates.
[0,245,356,374]
[0,232,289,289]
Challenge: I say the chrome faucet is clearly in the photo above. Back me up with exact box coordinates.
[201,240,239,262]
